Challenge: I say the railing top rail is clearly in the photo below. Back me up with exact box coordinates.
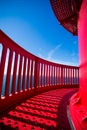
[0,29,79,68]
[0,29,79,114]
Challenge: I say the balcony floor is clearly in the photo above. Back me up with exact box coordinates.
[0,88,78,130]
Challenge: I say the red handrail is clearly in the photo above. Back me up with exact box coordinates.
[0,29,79,112]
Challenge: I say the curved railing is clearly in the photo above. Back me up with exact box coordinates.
[0,30,79,113]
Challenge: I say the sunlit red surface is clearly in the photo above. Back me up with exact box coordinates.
[69,0,87,129]
[0,88,77,130]
[0,28,79,130]
[1,0,87,129]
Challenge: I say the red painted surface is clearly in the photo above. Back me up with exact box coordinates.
[0,30,79,114]
[70,0,87,129]
[78,0,87,106]
[0,88,77,130]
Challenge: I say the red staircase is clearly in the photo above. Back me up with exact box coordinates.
[0,30,79,129]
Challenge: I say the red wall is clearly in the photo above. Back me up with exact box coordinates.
[78,0,87,107]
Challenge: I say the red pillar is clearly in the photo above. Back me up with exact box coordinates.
[70,1,87,129]
[78,0,87,107]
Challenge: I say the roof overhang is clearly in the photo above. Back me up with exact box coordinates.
[50,0,82,35]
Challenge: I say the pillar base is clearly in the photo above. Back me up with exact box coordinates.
[69,92,87,130]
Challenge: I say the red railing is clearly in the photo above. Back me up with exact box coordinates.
[0,30,79,113]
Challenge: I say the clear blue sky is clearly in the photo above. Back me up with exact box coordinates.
[0,0,79,66]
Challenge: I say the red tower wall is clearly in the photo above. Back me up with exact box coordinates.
[78,0,87,107]
[69,1,87,129]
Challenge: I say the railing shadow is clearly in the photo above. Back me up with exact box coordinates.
[0,88,77,130]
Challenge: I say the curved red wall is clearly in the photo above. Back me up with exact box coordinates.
[78,0,87,107]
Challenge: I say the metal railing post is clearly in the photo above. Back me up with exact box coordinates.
[34,57,38,92]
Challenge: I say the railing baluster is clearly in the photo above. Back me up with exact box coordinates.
[69,68,71,85]
[58,67,59,85]
[51,66,52,85]
[78,68,79,84]
[65,67,66,85]
[56,66,57,85]
[70,68,71,85]
[71,68,72,85]
[75,68,76,84]
[66,68,68,85]
[75,68,77,84]
[68,68,69,85]
[37,63,40,87]
[40,63,43,87]
[34,58,38,91]
[61,66,63,85]
[76,68,78,84]
[49,65,50,86]
[22,57,27,91]
[44,64,45,86]
[63,67,64,85]
[54,66,55,85]
[42,63,43,87]
[39,63,41,87]
[26,59,30,90]
[57,67,59,85]
[65,67,66,84]
[58,67,60,85]
[5,50,13,96]
[66,68,67,85]
[72,68,74,85]
[76,68,77,84]
[30,60,33,89]
[74,68,76,84]
[64,67,65,85]
[17,55,22,92]
[55,66,57,85]
[46,65,48,86]
[0,46,7,97]
[53,66,54,85]
[65,68,67,85]
[12,53,18,94]
[67,68,68,84]
[70,68,72,85]
[77,68,78,84]
[71,68,73,85]
[52,66,54,85]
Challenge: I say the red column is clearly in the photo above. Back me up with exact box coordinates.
[78,0,87,106]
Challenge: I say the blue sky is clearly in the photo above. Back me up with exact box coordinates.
[0,0,79,66]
